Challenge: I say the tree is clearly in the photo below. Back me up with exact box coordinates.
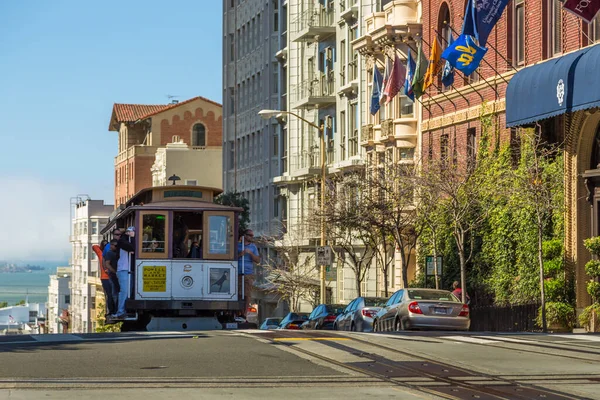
[0,301,8,308]
[510,128,564,332]
[95,302,122,333]
[322,172,376,298]
[363,161,422,288]
[259,224,322,311]
[214,191,250,236]
[15,299,26,306]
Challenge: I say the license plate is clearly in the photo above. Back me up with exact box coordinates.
[225,323,238,329]
[433,307,447,314]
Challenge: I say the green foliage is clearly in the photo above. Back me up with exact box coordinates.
[587,281,600,302]
[585,260,600,278]
[537,301,575,330]
[0,301,7,308]
[584,236,600,256]
[214,191,251,236]
[579,303,600,328]
[15,300,26,306]
[95,303,121,333]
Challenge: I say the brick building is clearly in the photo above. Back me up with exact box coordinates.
[422,1,600,309]
[108,96,223,206]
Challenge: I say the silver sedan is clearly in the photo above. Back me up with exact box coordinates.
[334,297,388,332]
[373,288,470,332]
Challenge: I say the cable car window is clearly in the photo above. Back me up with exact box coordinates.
[208,215,231,255]
[173,211,203,258]
[142,214,166,254]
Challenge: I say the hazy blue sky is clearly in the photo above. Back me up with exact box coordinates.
[0,1,222,261]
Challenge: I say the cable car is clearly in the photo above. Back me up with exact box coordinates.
[100,185,245,331]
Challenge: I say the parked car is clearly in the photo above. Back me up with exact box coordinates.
[373,288,470,332]
[334,297,388,332]
[246,304,258,325]
[301,304,345,330]
[259,317,281,330]
[278,313,309,330]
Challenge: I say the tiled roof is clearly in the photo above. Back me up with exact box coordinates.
[108,96,222,131]
[112,104,171,123]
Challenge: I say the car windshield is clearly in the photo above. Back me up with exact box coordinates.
[325,304,345,314]
[364,297,387,307]
[265,318,281,324]
[407,290,459,302]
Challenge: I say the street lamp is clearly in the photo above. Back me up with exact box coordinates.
[259,109,327,305]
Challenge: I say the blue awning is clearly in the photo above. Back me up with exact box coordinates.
[506,44,600,128]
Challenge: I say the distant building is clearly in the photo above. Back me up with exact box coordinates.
[69,198,113,333]
[151,137,222,189]
[47,266,72,334]
[0,303,46,335]
[108,96,223,207]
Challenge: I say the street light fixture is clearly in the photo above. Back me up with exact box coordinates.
[259,109,327,305]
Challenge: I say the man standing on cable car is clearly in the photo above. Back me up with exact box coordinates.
[238,229,260,317]
[114,226,135,319]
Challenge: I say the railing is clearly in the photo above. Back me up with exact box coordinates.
[292,73,335,104]
[361,124,374,144]
[381,119,394,139]
[470,302,541,332]
[291,5,335,34]
[291,149,321,170]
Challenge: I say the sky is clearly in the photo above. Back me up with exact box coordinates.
[0,1,223,262]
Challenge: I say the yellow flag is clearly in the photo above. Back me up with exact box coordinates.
[423,37,442,92]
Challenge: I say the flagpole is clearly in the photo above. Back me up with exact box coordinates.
[412,36,485,104]
[444,21,518,75]
[405,41,461,113]
[442,23,511,86]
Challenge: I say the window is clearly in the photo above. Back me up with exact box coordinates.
[173,211,203,258]
[185,180,197,186]
[282,126,288,173]
[549,0,562,55]
[192,124,206,147]
[229,34,235,61]
[273,128,279,157]
[440,134,449,167]
[83,221,88,235]
[229,141,235,169]
[438,3,451,50]
[467,128,477,171]
[349,102,358,157]
[272,65,278,94]
[91,221,98,235]
[340,110,346,160]
[273,0,279,31]
[141,213,167,256]
[204,212,234,259]
[65,295,70,304]
[514,0,525,65]
[591,14,600,43]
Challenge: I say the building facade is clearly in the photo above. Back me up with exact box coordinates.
[47,266,71,334]
[69,198,113,333]
[422,0,600,310]
[109,96,223,206]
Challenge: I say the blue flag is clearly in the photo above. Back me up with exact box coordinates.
[462,0,478,38]
[475,0,510,47]
[441,34,455,87]
[370,66,384,115]
[441,34,488,76]
[404,49,416,101]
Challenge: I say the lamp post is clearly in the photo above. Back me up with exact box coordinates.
[258,109,327,305]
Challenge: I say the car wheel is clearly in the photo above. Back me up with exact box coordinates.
[350,322,356,332]
[373,320,378,332]
[333,323,338,331]
[395,317,405,332]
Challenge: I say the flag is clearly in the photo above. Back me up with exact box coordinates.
[9,315,15,324]
[370,66,384,115]
[441,33,455,87]
[411,42,428,99]
[379,55,392,103]
[404,49,416,101]
[563,0,600,23]
[462,0,479,38]
[423,37,442,92]
[475,0,510,47]
[441,34,488,76]
[383,54,407,104]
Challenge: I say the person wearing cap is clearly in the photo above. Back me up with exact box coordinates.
[114,226,135,319]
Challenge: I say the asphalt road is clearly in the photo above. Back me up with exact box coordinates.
[1,330,600,399]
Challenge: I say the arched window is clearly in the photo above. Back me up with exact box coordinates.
[192,124,206,147]
[438,2,451,50]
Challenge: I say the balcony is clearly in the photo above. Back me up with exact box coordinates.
[114,145,158,165]
[361,124,374,146]
[290,149,322,178]
[292,73,336,109]
[292,6,336,43]
[352,0,422,55]
[340,0,359,23]
[338,60,359,96]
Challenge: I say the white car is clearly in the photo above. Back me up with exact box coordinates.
[246,304,258,325]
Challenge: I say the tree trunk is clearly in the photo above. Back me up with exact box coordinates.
[356,272,362,298]
[455,228,467,304]
[538,213,547,333]
[432,228,439,290]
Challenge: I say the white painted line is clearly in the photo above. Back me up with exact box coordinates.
[443,336,500,344]
[552,334,600,342]
[480,336,537,344]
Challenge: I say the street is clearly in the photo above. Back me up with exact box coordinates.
[1,330,599,399]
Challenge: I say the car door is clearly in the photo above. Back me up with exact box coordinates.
[392,290,405,320]
[351,298,363,328]
[382,291,401,327]
[341,300,356,330]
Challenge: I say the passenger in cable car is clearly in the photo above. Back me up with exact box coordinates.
[187,240,202,258]
[113,226,135,319]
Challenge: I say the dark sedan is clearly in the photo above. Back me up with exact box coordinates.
[302,304,345,330]
[277,312,309,330]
